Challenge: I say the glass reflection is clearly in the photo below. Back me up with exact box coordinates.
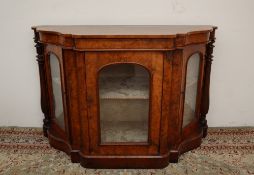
[99,64,150,143]
[49,53,65,130]
[183,53,200,127]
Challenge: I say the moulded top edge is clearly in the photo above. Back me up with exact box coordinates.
[32,25,216,39]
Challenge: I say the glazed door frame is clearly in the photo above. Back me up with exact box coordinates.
[181,44,206,136]
[85,51,164,155]
[44,44,69,139]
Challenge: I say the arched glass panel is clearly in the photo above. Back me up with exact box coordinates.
[49,53,65,130]
[183,53,200,128]
[99,64,150,143]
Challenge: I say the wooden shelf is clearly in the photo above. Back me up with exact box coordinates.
[99,77,149,99]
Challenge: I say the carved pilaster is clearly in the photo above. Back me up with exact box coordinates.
[200,27,217,138]
[33,29,50,137]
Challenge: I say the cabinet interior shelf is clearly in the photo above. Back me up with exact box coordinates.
[99,76,149,100]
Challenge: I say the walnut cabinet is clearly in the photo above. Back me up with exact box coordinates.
[32,25,217,168]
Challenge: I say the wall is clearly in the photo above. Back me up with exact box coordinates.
[0,0,254,127]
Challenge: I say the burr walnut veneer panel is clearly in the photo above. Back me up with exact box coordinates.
[32,25,217,168]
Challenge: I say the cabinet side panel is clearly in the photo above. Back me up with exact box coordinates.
[63,49,81,149]
[174,44,206,160]
[41,44,73,157]
[160,52,172,154]
[168,50,183,153]
[77,52,90,155]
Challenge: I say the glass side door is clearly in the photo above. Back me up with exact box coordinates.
[44,45,68,136]
[48,53,65,130]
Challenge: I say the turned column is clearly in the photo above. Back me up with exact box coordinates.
[33,29,50,137]
[200,27,217,137]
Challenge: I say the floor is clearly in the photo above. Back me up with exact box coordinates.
[0,127,254,175]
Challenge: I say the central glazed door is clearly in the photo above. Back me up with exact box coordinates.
[85,51,163,155]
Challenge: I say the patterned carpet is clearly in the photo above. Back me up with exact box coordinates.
[0,127,253,175]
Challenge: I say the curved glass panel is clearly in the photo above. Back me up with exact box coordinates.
[99,64,150,143]
[49,53,65,130]
[183,53,200,128]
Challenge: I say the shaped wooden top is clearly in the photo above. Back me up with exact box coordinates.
[33,25,217,50]
[32,25,216,39]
